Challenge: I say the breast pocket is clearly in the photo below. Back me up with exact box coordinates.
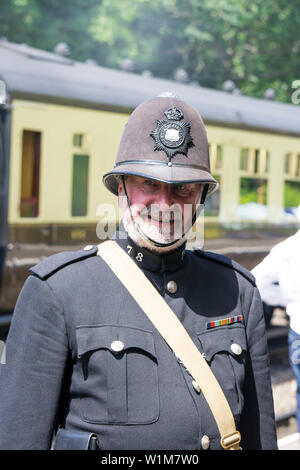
[197,324,247,419]
[76,324,159,425]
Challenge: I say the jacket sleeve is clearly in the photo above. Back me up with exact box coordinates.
[251,247,287,307]
[0,274,69,449]
[239,286,278,450]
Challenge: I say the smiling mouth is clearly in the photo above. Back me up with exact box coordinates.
[146,215,176,226]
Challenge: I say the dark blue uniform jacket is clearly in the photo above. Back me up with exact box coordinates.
[0,234,277,450]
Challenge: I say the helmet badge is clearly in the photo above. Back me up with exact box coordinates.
[150,106,194,163]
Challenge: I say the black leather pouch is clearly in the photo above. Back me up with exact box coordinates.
[52,427,100,450]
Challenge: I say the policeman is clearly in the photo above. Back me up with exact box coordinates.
[0,95,277,450]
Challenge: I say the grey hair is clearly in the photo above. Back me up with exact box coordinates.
[115,175,128,186]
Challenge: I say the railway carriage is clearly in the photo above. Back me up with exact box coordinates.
[0,38,300,312]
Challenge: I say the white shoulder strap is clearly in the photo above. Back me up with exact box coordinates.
[97,240,241,450]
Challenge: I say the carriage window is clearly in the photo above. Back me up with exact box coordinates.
[240,178,267,205]
[240,148,269,174]
[240,149,248,171]
[285,153,300,178]
[284,153,300,218]
[206,143,222,217]
[284,181,300,210]
[20,130,41,217]
[209,143,223,172]
[238,147,269,220]
[238,178,268,222]
[72,154,89,216]
[73,134,84,148]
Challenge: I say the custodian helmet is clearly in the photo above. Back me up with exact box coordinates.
[103,95,218,202]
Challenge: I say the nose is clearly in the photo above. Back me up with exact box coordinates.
[154,185,174,207]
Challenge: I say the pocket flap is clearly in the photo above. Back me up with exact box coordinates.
[197,325,247,362]
[76,324,157,359]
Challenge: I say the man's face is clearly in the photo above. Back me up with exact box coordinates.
[118,175,203,249]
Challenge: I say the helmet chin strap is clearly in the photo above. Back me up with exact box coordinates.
[121,176,209,249]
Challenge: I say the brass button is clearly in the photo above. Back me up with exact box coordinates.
[111,340,124,352]
[230,343,242,356]
[192,380,201,393]
[83,245,94,251]
[201,435,210,450]
[167,280,178,294]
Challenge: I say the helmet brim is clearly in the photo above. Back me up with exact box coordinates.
[103,163,219,196]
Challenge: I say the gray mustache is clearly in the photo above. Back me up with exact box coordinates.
[140,205,183,222]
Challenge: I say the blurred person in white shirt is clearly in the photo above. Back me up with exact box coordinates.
[252,205,300,433]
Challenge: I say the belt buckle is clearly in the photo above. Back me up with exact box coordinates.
[220,431,242,450]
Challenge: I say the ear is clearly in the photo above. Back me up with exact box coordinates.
[117,182,127,210]
[117,181,123,196]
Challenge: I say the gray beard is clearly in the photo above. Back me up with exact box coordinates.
[122,216,186,254]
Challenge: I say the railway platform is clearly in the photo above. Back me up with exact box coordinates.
[278,431,300,450]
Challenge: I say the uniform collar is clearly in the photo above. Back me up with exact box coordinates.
[112,225,186,273]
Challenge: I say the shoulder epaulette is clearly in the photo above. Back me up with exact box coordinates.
[30,245,98,280]
[193,249,256,286]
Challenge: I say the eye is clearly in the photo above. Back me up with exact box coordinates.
[144,179,155,186]
[142,179,159,191]
[173,184,189,193]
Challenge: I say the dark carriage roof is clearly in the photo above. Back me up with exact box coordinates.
[1,39,300,136]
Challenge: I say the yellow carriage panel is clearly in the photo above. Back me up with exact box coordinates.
[9,99,128,227]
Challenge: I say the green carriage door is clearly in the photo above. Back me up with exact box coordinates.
[72,154,89,216]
